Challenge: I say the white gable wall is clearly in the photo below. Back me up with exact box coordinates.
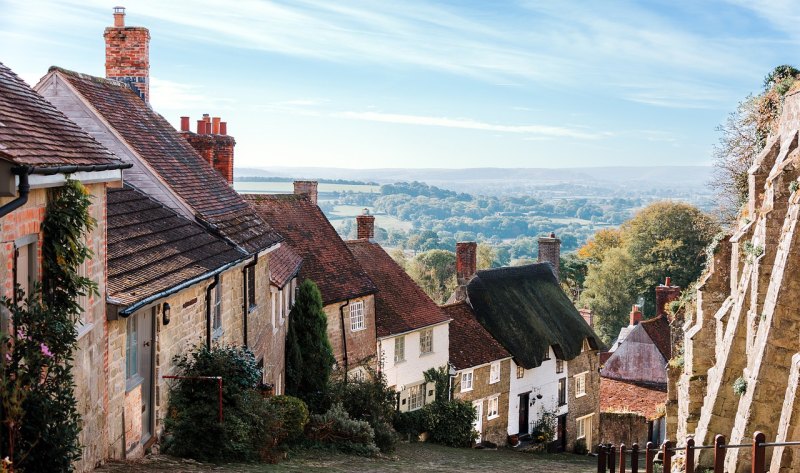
[508,346,568,436]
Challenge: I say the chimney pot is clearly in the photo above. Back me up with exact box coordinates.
[203,114,211,123]
[197,120,206,134]
[456,241,478,286]
[113,6,125,27]
[180,116,190,132]
[665,276,671,287]
[630,305,643,326]
[220,122,227,135]
[212,117,221,135]
[293,180,318,205]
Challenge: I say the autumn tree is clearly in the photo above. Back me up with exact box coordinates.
[406,249,456,303]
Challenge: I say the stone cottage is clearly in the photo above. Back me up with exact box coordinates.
[345,211,450,412]
[34,8,289,463]
[443,299,513,445]
[244,183,379,378]
[0,60,130,472]
[450,241,602,451]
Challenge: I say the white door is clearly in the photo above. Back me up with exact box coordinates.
[473,400,483,443]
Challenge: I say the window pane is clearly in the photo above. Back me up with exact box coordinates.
[126,316,138,379]
[394,336,405,363]
[350,301,365,331]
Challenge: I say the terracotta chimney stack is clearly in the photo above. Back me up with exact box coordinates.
[293,181,318,205]
[196,120,206,135]
[212,117,221,135]
[180,116,190,132]
[456,242,478,286]
[113,6,125,27]
[538,232,561,281]
[104,6,150,102]
[630,305,643,326]
[356,208,375,240]
[656,277,681,320]
[220,122,227,135]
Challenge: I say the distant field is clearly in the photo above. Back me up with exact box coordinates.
[329,205,412,232]
[233,181,380,194]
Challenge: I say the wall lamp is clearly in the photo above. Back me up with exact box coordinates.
[162,302,171,326]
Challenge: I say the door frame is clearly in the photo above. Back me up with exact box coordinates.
[518,392,530,435]
[473,400,483,443]
[140,307,156,446]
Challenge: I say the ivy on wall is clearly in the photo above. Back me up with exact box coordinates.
[1,178,97,472]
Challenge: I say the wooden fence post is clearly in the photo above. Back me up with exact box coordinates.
[645,441,654,473]
[662,440,672,473]
[752,431,766,473]
[631,443,639,473]
[597,444,606,473]
[714,434,726,473]
[619,443,626,473]
[686,437,695,473]
[609,444,616,473]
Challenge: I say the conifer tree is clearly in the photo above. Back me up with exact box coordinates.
[284,279,335,406]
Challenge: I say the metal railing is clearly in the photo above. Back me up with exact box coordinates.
[596,432,800,473]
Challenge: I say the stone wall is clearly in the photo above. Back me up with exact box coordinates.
[599,412,649,446]
[678,90,800,472]
[567,348,600,452]
[454,359,512,445]
[324,295,377,371]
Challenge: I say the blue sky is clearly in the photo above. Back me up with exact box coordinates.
[0,0,797,169]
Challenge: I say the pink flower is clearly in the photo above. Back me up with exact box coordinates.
[40,343,53,358]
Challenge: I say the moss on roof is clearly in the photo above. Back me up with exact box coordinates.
[466,263,603,369]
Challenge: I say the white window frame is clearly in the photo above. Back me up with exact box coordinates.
[125,315,140,390]
[271,289,277,327]
[487,396,499,419]
[556,358,564,374]
[575,371,587,398]
[419,328,433,354]
[408,384,425,411]
[394,336,405,364]
[350,301,365,331]
[212,280,222,338]
[461,370,474,392]
[577,414,592,440]
[489,361,501,384]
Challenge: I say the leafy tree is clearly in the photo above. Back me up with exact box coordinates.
[576,228,622,263]
[406,250,456,303]
[285,279,335,405]
[476,242,496,269]
[580,247,638,343]
[560,253,588,302]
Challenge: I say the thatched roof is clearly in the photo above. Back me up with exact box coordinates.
[465,263,602,369]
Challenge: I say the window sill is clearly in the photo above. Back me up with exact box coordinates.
[576,392,586,398]
[247,304,257,314]
[489,379,499,385]
[212,328,224,340]
[77,321,95,340]
[487,414,499,420]
[577,435,586,440]
[126,375,144,393]
[419,351,434,357]
[394,359,406,365]
[460,387,473,393]
[351,327,366,333]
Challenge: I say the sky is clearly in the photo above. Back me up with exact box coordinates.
[0,0,798,169]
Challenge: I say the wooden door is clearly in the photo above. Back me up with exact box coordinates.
[518,392,530,435]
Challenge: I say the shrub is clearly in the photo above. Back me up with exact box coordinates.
[733,376,747,396]
[574,438,588,455]
[266,395,309,444]
[422,400,478,448]
[327,372,399,453]
[306,403,380,456]
[163,345,276,461]
[530,408,557,444]
[394,409,426,440]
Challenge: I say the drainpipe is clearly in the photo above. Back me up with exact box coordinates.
[0,168,30,219]
[241,254,258,347]
[205,274,219,350]
[339,299,350,382]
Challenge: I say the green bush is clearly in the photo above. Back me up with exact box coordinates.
[326,373,399,453]
[573,438,588,455]
[163,345,278,461]
[394,409,426,439]
[422,400,478,448]
[306,403,380,456]
[267,395,309,444]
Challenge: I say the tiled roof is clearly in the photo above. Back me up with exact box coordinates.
[346,240,450,338]
[243,194,376,305]
[600,377,668,420]
[465,263,603,369]
[442,301,510,370]
[53,67,280,254]
[640,315,672,360]
[107,185,244,307]
[0,62,119,167]
[269,243,302,288]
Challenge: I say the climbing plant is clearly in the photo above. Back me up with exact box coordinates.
[0,178,97,472]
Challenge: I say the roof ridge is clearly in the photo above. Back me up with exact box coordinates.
[49,66,129,88]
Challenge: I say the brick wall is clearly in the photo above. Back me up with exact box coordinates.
[456,242,477,285]
[567,349,600,452]
[453,359,512,445]
[537,234,561,281]
[324,295,377,371]
[104,24,150,102]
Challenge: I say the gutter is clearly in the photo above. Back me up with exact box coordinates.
[206,274,220,350]
[118,258,245,317]
[0,167,30,219]
[339,299,350,382]
[241,254,258,347]
[24,162,132,175]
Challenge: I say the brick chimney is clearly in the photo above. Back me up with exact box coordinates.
[655,277,681,320]
[630,305,643,326]
[293,181,318,205]
[104,6,150,102]
[456,242,477,286]
[356,208,375,240]
[179,114,236,185]
[538,232,561,281]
